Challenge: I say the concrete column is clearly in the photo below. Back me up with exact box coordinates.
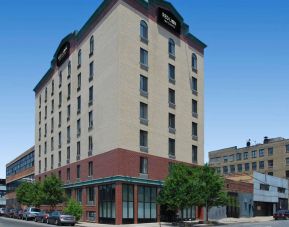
[134,184,138,224]
[115,183,122,225]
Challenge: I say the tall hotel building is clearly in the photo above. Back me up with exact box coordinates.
[34,0,206,224]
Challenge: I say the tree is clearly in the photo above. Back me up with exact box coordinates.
[16,181,43,207]
[192,164,228,223]
[157,163,228,223]
[42,174,65,209]
[64,199,83,221]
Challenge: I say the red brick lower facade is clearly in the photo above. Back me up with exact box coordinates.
[37,148,201,224]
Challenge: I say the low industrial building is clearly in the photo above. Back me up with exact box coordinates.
[5,146,35,208]
[0,179,6,208]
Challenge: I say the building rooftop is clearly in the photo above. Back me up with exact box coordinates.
[6,146,35,168]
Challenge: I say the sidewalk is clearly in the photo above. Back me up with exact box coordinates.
[217,216,273,224]
[76,223,174,227]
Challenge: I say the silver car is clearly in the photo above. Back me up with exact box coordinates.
[47,211,76,226]
[23,207,41,220]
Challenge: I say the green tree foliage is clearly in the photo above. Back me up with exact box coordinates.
[16,174,65,209]
[158,163,228,222]
[41,174,65,209]
[64,199,83,221]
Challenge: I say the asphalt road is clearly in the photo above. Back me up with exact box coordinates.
[0,217,48,227]
[218,220,289,227]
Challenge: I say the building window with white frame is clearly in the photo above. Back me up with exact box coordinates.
[140,20,148,42]
[78,49,82,68]
[77,73,81,91]
[192,145,198,163]
[88,161,93,177]
[89,61,94,81]
[192,53,197,71]
[168,38,175,57]
[169,138,175,157]
[89,86,93,106]
[140,102,148,125]
[68,61,71,78]
[168,64,175,83]
[140,48,148,69]
[89,36,94,56]
[140,157,148,174]
[140,130,148,152]
[77,141,81,160]
[88,136,93,155]
[88,111,93,129]
[77,119,81,137]
[140,75,148,96]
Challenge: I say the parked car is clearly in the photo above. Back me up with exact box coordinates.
[0,208,5,216]
[273,210,289,220]
[35,211,50,223]
[47,211,76,226]
[22,207,41,221]
[13,209,24,219]
[7,208,15,218]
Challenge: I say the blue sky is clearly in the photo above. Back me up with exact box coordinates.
[0,0,289,178]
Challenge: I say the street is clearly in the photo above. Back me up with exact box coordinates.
[218,220,289,227]
[0,217,47,227]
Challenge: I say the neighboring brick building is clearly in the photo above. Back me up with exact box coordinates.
[5,146,35,208]
[33,0,206,224]
[209,137,289,179]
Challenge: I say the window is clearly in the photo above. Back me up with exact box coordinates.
[90,36,94,55]
[39,160,41,174]
[236,153,242,161]
[278,187,286,193]
[228,154,234,162]
[140,75,148,94]
[76,188,82,203]
[39,95,41,108]
[244,163,250,171]
[259,149,264,157]
[77,165,81,179]
[89,61,94,80]
[77,96,81,114]
[66,168,70,181]
[38,145,41,157]
[88,136,93,154]
[122,184,134,220]
[268,160,273,168]
[78,49,81,67]
[44,142,47,154]
[260,184,270,191]
[51,80,54,95]
[230,165,235,173]
[67,83,71,100]
[58,132,62,148]
[87,187,95,206]
[192,77,197,92]
[51,99,54,113]
[58,92,62,107]
[44,158,47,171]
[223,166,228,174]
[251,150,257,158]
[45,87,47,102]
[77,73,81,91]
[67,105,71,121]
[58,151,61,166]
[286,158,289,165]
[192,145,197,163]
[243,152,248,160]
[259,161,264,169]
[88,161,93,177]
[68,61,71,77]
[39,112,41,124]
[99,185,116,220]
[168,89,175,107]
[268,147,273,156]
[51,154,54,169]
[67,147,70,163]
[89,86,93,105]
[77,141,81,160]
[45,106,47,119]
[67,126,70,143]
[252,162,257,170]
[237,164,242,172]
[138,186,157,221]
[192,53,197,71]
[140,20,148,41]
[192,99,197,117]
[140,130,148,150]
[44,123,47,137]
[168,38,175,57]
[223,156,228,163]
[168,64,175,82]
[59,71,62,88]
[51,137,54,151]
[286,145,289,153]
[140,102,148,124]
[58,111,62,127]
[168,138,175,156]
[140,157,148,174]
[89,111,93,129]
[140,48,148,67]
[77,119,81,137]
[168,113,175,130]
[38,128,41,141]
[192,122,198,138]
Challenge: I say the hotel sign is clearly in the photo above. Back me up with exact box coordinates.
[56,42,70,67]
[157,8,181,34]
